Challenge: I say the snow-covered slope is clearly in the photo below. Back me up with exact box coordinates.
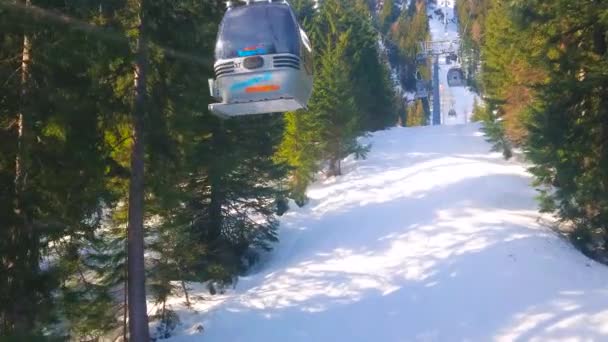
[166,123,608,342]
[428,0,478,125]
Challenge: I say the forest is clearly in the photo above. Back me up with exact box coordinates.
[455,0,608,262]
[0,0,396,339]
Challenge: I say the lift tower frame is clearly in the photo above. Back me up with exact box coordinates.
[417,39,460,125]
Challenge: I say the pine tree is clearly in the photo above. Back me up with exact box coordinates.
[481,0,545,145]
[0,0,225,338]
[379,0,398,33]
[169,116,289,292]
[313,0,397,131]
[125,0,150,337]
[473,0,608,260]
[312,33,364,176]
[275,110,323,206]
[518,0,608,260]
[390,0,431,91]
[455,0,490,91]
[277,0,392,203]
[0,1,126,336]
[291,0,316,25]
[406,99,426,127]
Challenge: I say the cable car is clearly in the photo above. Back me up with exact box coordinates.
[208,0,314,118]
[447,67,465,87]
[448,52,458,63]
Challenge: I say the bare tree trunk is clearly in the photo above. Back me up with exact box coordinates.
[126,0,150,340]
[123,255,128,342]
[10,0,36,333]
[328,139,342,177]
[208,123,225,241]
[337,158,341,176]
[14,0,31,208]
[181,280,191,308]
[328,157,341,177]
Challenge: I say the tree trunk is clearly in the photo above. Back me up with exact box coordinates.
[208,123,225,241]
[328,157,341,177]
[593,25,606,56]
[123,255,128,342]
[209,175,224,240]
[181,280,191,308]
[127,1,150,340]
[9,0,37,333]
[328,139,342,177]
[14,19,30,201]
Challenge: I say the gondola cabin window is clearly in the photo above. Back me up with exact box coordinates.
[300,27,313,75]
[215,4,300,60]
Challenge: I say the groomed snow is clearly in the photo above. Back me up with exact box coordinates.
[164,123,608,342]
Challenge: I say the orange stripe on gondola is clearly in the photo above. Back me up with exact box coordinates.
[245,85,281,93]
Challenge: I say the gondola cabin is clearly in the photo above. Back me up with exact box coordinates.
[208,0,314,118]
[447,67,465,87]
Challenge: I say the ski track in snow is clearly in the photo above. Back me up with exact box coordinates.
[162,1,608,341]
[428,0,478,125]
[165,124,608,342]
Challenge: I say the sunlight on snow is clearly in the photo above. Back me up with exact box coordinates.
[166,119,608,342]
[496,290,608,341]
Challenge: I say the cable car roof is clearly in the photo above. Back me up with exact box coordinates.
[226,0,289,9]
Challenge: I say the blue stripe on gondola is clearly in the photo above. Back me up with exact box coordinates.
[238,48,268,57]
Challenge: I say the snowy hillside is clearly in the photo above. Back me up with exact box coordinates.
[164,123,608,341]
[428,0,478,125]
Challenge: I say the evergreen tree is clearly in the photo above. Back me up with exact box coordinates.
[0,0,126,336]
[277,0,393,203]
[471,0,608,260]
[311,33,365,176]
[517,0,608,260]
[481,0,545,145]
[455,0,490,90]
[389,0,431,91]
[291,0,316,25]
[406,99,426,127]
[167,117,289,292]
[312,0,397,131]
[379,0,399,33]
[0,0,224,338]
[275,110,323,206]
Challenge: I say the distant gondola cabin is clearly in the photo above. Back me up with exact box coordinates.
[447,68,465,87]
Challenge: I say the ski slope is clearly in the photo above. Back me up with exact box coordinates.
[165,123,608,342]
[428,0,478,125]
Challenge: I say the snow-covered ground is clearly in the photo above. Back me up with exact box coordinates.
[428,0,478,125]
[164,123,608,341]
